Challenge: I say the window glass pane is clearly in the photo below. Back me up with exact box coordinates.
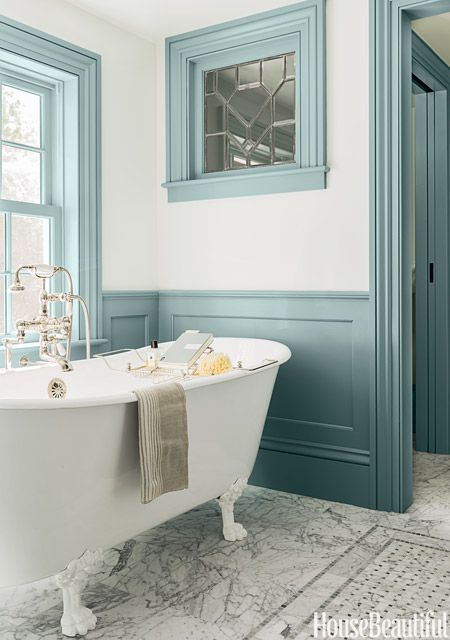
[217,67,236,100]
[228,134,247,169]
[2,145,41,203]
[0,214,4,272]
[285,53,295,78]
[228,112,246,145]
[205,71,216,95]
[11,274,42,326]
[229,86,270,126]
[0,276,4,335]
[11,215,49,271]
[2,85,41,148]
[274,124,295,162]
[250,130,272,166]
[204,53,295,173]
[205,95,225,134]
[205,135,225,172]
[238,61,260,88]
[262,57,284,92]
[251,102,271,144]
[274,79,295,123]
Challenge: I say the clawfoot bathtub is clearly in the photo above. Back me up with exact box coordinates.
[0,337,290,636]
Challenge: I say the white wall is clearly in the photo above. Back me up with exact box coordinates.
[1,0,370,293]
[1,0,157,290]
[156,0,370,291]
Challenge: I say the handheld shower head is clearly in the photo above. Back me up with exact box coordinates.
[8,264,60,294]
[33,264,58,278]
[9,265,37,293]
[9,281,25,292]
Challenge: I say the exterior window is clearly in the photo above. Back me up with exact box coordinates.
[204,53,296,173]
[0,76,57,335]
[0,16,101,341]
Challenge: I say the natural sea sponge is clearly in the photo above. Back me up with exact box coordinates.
[197,352,232,376]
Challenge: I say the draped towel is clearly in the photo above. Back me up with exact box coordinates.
[133,383,188,503]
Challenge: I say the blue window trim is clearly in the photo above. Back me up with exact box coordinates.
[163,0,327,202]
[0,16,102,339]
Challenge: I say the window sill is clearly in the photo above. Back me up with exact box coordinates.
[162,165,329,203]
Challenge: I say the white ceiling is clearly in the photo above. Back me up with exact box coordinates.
[61,0,301,42]
[60,1,450,62]
[412,12,450,66]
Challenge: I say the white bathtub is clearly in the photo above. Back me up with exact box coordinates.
[0,337,290,593]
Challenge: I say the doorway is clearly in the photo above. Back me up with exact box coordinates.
[372,0,450,512]
[412,42,449,453]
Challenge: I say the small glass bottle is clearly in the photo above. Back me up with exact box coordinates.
[147,339,160,369]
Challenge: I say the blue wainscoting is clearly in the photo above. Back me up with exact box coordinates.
[158,290,372,508]
[100,290,371,507]
[102,291,159,351]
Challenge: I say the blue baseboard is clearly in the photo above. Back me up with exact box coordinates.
[253,448,370,508]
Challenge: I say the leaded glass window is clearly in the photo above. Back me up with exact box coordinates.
[204,53,296,173]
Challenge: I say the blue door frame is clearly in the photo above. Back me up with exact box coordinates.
[371,0,450,511]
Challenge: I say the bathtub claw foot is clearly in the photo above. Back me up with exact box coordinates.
[55,548,103,637]
[60,606,97,638]
[218,478,248,542]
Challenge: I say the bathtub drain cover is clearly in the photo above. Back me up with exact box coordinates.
[48,378,67,399]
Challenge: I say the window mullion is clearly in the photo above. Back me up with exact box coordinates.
[0,199,61,217]
[0,140,44,154]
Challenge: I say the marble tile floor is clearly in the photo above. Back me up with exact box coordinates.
[1,451,450,640]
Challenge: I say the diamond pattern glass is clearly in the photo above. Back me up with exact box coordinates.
[204,53,296,173]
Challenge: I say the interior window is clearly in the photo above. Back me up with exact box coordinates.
[204,53,296,173]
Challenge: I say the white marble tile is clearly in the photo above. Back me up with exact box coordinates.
[2,451,450,639]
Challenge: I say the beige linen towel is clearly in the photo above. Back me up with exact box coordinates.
[133,383,188,503]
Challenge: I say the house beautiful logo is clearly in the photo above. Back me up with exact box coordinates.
[314,611,450,639]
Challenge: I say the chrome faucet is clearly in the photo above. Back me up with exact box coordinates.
[2,264,91,372]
